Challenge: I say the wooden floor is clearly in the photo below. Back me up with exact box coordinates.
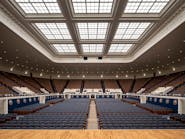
[0,130,185,139]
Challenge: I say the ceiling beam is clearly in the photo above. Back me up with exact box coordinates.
[103,0,128,55]
[58,0,82,55]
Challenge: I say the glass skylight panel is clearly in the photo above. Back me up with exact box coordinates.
[124,0,170,14]
[114,22,151,40]
[109,44,133,53]
[15,0,61,14]
[77,22,108,40]
[72,0,114,14]
[82,44,104,53]
[34,23,72,40]
[53,44,77,53]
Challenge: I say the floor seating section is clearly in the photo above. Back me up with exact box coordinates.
[122,97,140,104]
[0,99,90,129]
[0,114,17,123]
[96,99,185,129]
[170,113,185,123]
[46,98,64,104]
[136,103,174,114]
[13,103,49,115]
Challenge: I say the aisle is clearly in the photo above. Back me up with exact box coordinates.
[87,99,98,129]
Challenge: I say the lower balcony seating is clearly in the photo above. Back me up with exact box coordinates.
[0,98,90,129]
[0,114,17,123]
[96,98,185,129]
[13,103,49,114]
[136,103,174,114]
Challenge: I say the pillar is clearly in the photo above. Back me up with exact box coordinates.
[39,96,46,104]
[178,99,185,114]
[140,96,147,104]
[0,99,8,114]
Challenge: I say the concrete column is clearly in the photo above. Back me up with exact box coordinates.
[178,99,185,114]
[115,94,118,99]
[0,99,8,114]
[39,96,46,104]
[140,96,147,104]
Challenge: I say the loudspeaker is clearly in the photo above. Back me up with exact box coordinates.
[84,57,88,60]
[98,57,102,60]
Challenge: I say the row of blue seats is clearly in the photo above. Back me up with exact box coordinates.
[96,98,185,129]
[0,98,90,129]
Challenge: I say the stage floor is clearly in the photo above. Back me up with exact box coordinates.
[0,130,185,139]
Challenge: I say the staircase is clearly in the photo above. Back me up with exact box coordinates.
[87,99,98,129]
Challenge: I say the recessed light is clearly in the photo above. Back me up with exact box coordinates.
[67,75,70,78]
[158,71,161,75]
[82,75,85,78]
[24,71,28,75]
[172,67,176,71]
[10,67,14,71]
[57,75,60,78]
[100,74,103,78]
[40,73,43,76]
[0,41,3,44]
[125,74,128,78]
[143,73,146,77]
[115,75,119,78]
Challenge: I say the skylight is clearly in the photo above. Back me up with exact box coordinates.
[124,0,170,14]
[108,44,133,53]
[52,44,77,53]
[15,0,61,14]
[77,22,108,40]
[82,44,104,53]
[72,0,114,14]
[34,23,72,40]
[114,22,151,40]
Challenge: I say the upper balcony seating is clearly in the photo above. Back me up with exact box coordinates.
[53,79,66,93]
[104,80,119,89]
[84,80,101,89]
[118,79,133,92]
[35,78,54,93]
[133,78,149,93]
[67,80,82,89]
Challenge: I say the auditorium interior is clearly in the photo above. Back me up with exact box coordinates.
[0,0,185,139]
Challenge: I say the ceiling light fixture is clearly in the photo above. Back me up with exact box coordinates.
[24,71,28,75]
[40,73,43,76]
[10,67,14,71]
